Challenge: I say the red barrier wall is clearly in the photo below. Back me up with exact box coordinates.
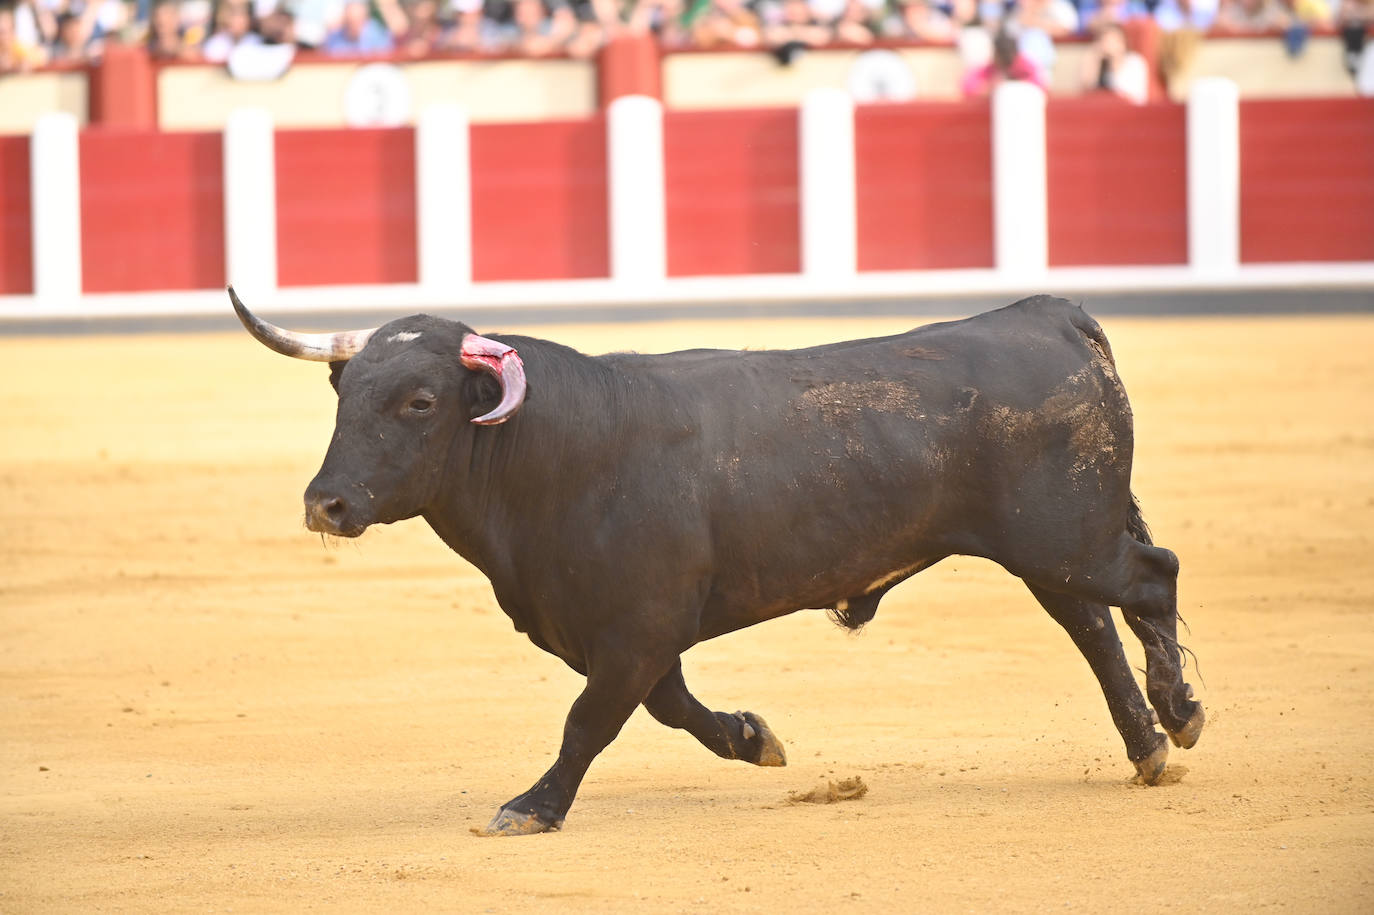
[79,130,224,293]
[275,128,418,287]
[663,109,801,277]
[1047,98,1187,267]
[469,119,610,282]
[0,136,33,295]
[1240,98,1374,264]
[855,101,995,272]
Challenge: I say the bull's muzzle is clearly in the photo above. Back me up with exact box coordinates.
[304,486,364,537]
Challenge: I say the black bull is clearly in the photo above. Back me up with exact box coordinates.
[230,289,1204,836]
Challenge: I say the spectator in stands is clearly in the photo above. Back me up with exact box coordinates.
[831,0,879,43]
[177,0,214,47]
[12,0,56,57]
[147,0,200,57]
[1012,0,1076,75]
[961,23,1046,94]
[257,1,296,43]
[202,0,262,61]
[1152,0,1217,29]
[900,0,955,40]
[0,0,48,70]
[292,0,345,46]
[323,0,397,51]
[1,3,32,70]
[510,0,575,54]
[564,0,620,58]
[625,0,688,46]
[396,0,446,53]
[1081,0,1148,33]
[1149,0,1212,88]
[477,0,573,54]
[689,0,763,48]
[1014,0,1077,37]
[762,0,833,64]
[1339,0,1372,75]
[1214,0,1290,31]
[1079,20,1147,101]
[1288,0,1334,26]
[48,7,100,61]
[448,0,482,47]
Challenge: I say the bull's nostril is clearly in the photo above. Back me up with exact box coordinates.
[323,497,346,519]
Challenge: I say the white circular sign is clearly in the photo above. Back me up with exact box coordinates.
[344,63,413,128]
[847,50,918,104]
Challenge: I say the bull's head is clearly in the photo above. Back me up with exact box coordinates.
[228,286,526,537]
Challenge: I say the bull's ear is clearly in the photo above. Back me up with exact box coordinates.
[328,360,347,393]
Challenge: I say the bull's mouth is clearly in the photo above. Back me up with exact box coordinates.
[304,500,370,539]
[315,523,367,539]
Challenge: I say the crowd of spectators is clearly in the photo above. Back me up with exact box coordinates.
[2,0,1371,100]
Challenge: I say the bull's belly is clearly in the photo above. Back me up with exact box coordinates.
[697,539,943,640]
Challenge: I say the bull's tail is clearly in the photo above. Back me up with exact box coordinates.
[1070,303,1118,368]
[1126,492,1153,545]
[1125,492,1202,679]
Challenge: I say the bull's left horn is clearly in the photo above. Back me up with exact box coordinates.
[460,334,527,425]
[228,285,376,362]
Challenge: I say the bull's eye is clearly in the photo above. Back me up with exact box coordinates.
[408,396,435,415]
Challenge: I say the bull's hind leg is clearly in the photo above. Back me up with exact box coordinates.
[1113,543,1206,750]
[1026,584,1169,783]
[1045,535,1205,756]
[642,661,786,767]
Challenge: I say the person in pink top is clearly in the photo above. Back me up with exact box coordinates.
[961,26,1048,96]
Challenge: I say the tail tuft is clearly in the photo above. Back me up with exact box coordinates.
[1126,492,1154,546]
[828,592,882,632]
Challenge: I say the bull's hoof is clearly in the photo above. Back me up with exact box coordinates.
[741,711,787,767]
[1166,704,1206,750]
[1132,740,1169,785]
[472,808,561,837]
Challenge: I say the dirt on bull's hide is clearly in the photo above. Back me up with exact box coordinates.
[2,315,1373,914]
[799,380,924,424]
[977,364,1122,483]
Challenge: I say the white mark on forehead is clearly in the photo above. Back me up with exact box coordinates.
[387,331,423,344]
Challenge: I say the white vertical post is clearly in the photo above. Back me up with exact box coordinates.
[992,82,1048,277]
[607,95,666,286]
[30,112,82,302]
[1187,78,1240,275]
[416,103,471,291]
[223,108,277,293]
[800,88,857,281]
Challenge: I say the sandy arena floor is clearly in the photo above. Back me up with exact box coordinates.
[2,311,1372,913]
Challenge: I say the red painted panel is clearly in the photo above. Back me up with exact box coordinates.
[1046,98,1187,267]
[0,136,33,295]
[79,129,224,293]
[663,109,800,277]
[276,128,418,287]
[1240,98,1374,264]
[855,101,993,271]
[469,119,609,282]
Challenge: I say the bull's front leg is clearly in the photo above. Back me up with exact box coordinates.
[642,661,786,766]
[475,647,673,837]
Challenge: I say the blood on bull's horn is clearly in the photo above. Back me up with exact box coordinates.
[227,285,377,362]
[461,334,527,425]
[227,285,527,426]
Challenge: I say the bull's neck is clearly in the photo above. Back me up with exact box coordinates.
[422,342,626,580]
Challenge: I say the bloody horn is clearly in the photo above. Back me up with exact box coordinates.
[460,334,527,425]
